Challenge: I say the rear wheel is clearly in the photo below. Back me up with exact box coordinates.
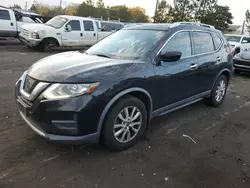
[101,96,147,150]
[205,75,228,107]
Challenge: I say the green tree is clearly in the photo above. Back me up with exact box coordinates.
[246,10,250,32]
[193,0,217,21]
[75,2,96,17]
[11,4,21,8]
[86,0,95,6]
[153,0,170,23]
[128,7,150,22]
[29,4,38,13]
[200,5,233,30]
[169,0,194,22]
[96,0,105,8]
[108,5,131,21]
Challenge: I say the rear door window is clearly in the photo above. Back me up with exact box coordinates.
[0,10,10,20]
[193,32,214,55]
[83,21,94,31]
[242,37,250,44]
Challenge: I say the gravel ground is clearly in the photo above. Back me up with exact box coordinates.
[1,40,250,188]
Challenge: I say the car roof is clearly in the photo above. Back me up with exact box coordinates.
[59,15,94,21]
[124,23,221,33]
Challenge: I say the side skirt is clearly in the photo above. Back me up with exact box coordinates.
[152,91,211,117]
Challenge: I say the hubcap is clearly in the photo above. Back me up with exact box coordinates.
[113,106,142,143]
[215,80,226,102]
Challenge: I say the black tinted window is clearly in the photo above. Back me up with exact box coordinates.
[212,33,222,50]
[0,10,10,20]
[83,21,94,31]
[162,31,192,58]
[67,20,81,31]
[242,37,250,43]
[193,32,214,54]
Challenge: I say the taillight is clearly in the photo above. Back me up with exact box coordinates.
[229,47,233,56]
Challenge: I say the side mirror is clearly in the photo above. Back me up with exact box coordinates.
[156,51,182,65]
[65,25,72,32]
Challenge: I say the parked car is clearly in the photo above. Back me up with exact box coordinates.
[233,51,250,73]
[15,22,232,150]
[224,34,250,56]
[0,6,45,38]
[19,15,115,51]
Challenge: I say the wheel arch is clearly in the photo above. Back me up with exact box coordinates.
[41,37,60,46]
[97,88,153,134]
[212,68,231,89]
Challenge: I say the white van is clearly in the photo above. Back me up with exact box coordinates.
[19,15,114,51]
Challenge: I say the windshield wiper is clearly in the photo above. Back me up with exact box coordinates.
[93,54,111,58]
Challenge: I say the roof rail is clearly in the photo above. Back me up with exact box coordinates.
[88,16,121,22]
[170,22,215,29]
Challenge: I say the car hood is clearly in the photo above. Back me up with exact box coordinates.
[21,23,54,32]
[239,52,250,60]
[27,51,133,82]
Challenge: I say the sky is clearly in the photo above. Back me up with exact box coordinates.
[1,0,247,25]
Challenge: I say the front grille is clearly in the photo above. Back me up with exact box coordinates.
[23,75,39,94]
[21,28,29,37]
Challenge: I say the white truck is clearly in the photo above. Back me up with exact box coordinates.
[19,15,115,51]
[0,6,45,38]
[224,34,250,56]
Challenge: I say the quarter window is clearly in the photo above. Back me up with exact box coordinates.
[212,33,222,50]
[83,21,94,31]
[0,10,10,20]
[161,31,192,58]
[66,20,81,31]
[193,32,214,54]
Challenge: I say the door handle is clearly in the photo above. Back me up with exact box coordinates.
[190,64,198,70]
[216,57,222,62]
[10,22,13,26]
[80,33,83,36]
[93,33,96,37]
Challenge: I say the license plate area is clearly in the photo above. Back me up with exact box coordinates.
[18,101,28,117]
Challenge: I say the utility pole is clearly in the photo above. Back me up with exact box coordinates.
[25,1,28,10]
[60,0,62,13]
[154,0,159,23]
[242,20,245,35]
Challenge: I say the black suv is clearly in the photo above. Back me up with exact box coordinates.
[15,22,232,150]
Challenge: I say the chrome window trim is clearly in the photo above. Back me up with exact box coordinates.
[19,71,49,101]
[155,29,224,61]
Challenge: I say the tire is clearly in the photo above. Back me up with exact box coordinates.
[101,96,147,151]
[39,39,56,52]
[205,75,228,107]
[234,69,240,74]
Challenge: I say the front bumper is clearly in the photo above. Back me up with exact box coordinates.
[19,34,41,47]
[233,59,250,72]
[15,73,105,144]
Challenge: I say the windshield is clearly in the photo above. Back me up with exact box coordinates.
[45,16,69,29]
[224,35,242,43]
[86,29,166,60]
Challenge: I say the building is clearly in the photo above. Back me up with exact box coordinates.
[223,24,249,35]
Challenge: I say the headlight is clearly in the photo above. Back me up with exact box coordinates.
[42,83,99,100]
[31,32,39,39]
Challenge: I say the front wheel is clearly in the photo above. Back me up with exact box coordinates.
[205,75,228,107]
[101,96,147,150]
